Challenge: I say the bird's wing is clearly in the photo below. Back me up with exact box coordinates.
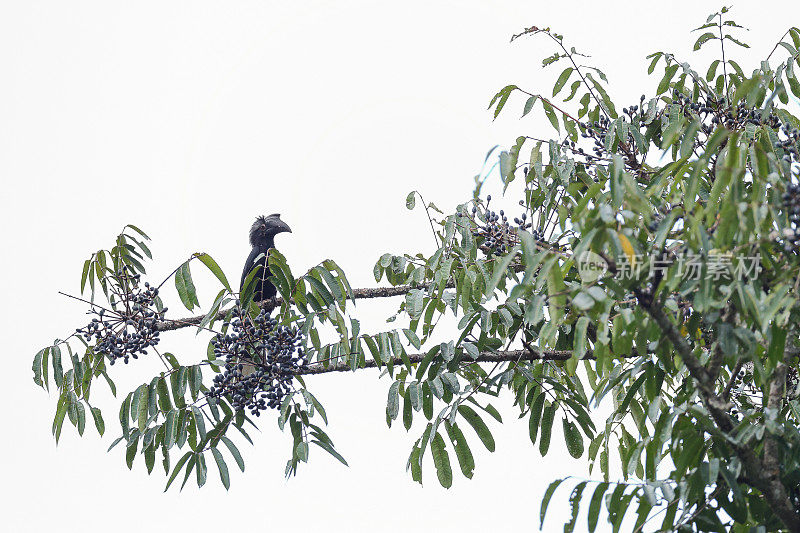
[240,247,263,291]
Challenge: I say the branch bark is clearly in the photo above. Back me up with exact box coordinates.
[298,347,583,375]
[632,287,800,532]
[156,263,528,333]
[156,284,437,332]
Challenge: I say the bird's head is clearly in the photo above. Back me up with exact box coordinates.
[249,214,292,247]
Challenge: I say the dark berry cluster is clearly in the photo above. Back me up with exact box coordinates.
[707,94,782,132]
[578,95,648,162]
[207,307,307,416]
[75,267,165,365]
[775,123,800,164]
[458,195,533,256]
[582,114,615,160]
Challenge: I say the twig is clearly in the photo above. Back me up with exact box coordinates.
[722,359,744,401]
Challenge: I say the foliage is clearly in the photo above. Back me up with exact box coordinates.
[31,7,800,532]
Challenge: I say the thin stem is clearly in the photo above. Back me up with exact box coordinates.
[766,29,792,62]
[412,190,441,248]
[546,33,611,121]
[719,13,729,98]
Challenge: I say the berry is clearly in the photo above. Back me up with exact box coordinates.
[206,307,307,415]
[75,264,165,365]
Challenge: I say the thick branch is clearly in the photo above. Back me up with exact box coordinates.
[156,284,438,332]
[764,356,792,525]
[633,287,800,532]
[297,347,583,375]
[156,263,528,332]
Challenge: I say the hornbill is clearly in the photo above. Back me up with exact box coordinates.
[240,214,292,303]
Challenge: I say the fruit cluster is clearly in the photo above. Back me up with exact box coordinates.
[75,267,165,364]
[207,307,307,416]
[775,123,800,164]
[582,114,616,160]
[577,95,648,161]
[708,95,782,132]
[459,195,534,256]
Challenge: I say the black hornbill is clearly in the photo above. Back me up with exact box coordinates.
[240,214,292,303]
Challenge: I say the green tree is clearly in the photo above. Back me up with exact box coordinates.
[32,8,800,532]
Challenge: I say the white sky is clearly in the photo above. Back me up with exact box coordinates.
[1,1,796,532]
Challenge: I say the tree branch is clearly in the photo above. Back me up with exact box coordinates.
[156,284,440,332]
[298,347,586,375]
[722,359,744,402]
[633,287,800,532]
[156,263,529,332]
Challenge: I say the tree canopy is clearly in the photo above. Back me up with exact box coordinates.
[32,8,800,532]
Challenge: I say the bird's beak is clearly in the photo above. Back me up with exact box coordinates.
[278,220,292,234]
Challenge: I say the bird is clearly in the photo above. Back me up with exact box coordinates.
[240,214,292,303]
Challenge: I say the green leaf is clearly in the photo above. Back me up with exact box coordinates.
[430,432,453,488]
[406,191,416,210]
[32,347,46,388]
[51,344,63,388]
[522,95,538,117]
[553,68,574,96]
[724,34,750,48]
[545,258,566,324]
[403,328,421,350]
[156,378,172,412]
[647,53,662,75]
[541,100,560,133]
[733,75,761,104]
[540,478,565,529]
[220,436,245,472]
[387,381,400,421]
[52,394,68,444]
[706,59,720,81]
[175,262,198,311]
[562,418,584,458]
[457,405,495,452]
[405,289,424,320]
[657,64,679,95]
[90,407,105,436]
[693,32,716,50]
[445,421,475,479]
[486,246,520,296]
[565,482,587,533]
[587,482,609,533]
[489,84,517,119]
[311,438,349,466]
[164,451,192,491]
[210,447,230,490]
[136,384,149,432]
[306,275,335,308]
[126,435,139,470]
[572,292,594,311]
[295,441,309,462]
[528,392,546,445]
[195,253,232,292]
[539,403,556,455]
[409,381,422,412]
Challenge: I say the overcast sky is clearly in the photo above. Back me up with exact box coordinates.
[1,1,796,532]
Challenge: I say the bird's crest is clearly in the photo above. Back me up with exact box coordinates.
[249,214,291,247]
